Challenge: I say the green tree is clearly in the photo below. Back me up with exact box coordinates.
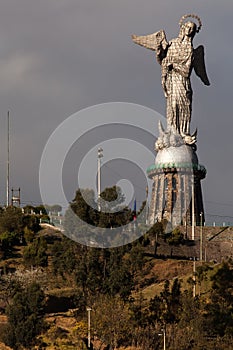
[0,206,24,234]
[0,231,18,256]
[93,295,131,349]
[166,227,184,257]
[23,236,48,267]
[23,214,41,234]
[34,205,47,215]
[64,186,132,247]
[52,238,75,275]
[172,291,205,349]
[64,189,97,245]
[204,261,233,337]
[98,186,131,228]
[148,221,165,257]
[70,188,97,225]
[196,263,212,296]
[4,282,46,349]
[211,261,233,305]
[0,208,40,256]
[128,242,145,274]
[148,278,182,326]
[103,248,133,300]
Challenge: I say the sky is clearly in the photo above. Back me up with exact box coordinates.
[0,0,232,225]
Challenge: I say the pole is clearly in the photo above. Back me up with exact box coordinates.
[87,307,91,349]
[163,325,166,350]
[200,212,203,262]
[6,111,10,207]
[97,147,103,211]
[97,155,100,211]
[191,177,195,240]
[145,186,149,224]
[193,257,196,298]
[184,175,188,239]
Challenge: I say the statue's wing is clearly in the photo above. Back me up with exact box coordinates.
[132,30,168,51]
[193,45,210,86]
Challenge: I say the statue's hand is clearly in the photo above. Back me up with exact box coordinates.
[162,78,168,98]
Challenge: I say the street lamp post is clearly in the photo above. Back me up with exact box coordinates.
[191,177,195,240]
[163,326,166,350]
[145,186,149,225]
[86,307,92,349]
[200,212,203,262]
[97,147,103,211]
[159,325,166,350]
[193,257,196,298]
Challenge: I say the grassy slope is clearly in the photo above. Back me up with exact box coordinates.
[0,225,232,349]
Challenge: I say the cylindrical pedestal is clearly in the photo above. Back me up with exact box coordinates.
[147,144,206,237]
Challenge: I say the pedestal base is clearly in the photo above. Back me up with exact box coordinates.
[147,144,206,236]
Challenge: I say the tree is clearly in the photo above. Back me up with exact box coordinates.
[51,237,83,279]
[69,188,97,225]
[0,208,41,257]
[34,205,47,215]
[23,214,41,234]
[148,278,182,327]
[64,188,97,245]
[0,231,18,257]
[4,282,46,349]
[166,227,184,257]
[0,207,24,235]
[23,236,48,267]
[148,221,165,257]
[204,261,233,337]
[172,291,205,350]
[196,263,212,296]
[92,295,131,349]
[64,186,132,247]
[210,261,233,305]
[128,242,145,274]
[98,186,131,228]
[100,247,133,300]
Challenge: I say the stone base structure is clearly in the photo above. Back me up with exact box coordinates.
[147,137,206,232]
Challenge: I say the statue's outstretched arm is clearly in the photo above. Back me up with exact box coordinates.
[193,45,210,86]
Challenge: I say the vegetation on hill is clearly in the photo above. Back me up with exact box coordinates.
[0,188,232,349]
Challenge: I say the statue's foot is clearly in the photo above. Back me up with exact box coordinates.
[181,130,197,145]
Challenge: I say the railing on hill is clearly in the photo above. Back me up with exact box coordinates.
[205,222,233,227]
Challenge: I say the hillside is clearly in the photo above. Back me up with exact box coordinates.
[0,222,232,350]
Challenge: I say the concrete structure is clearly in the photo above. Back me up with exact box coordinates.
[147,143,206,228]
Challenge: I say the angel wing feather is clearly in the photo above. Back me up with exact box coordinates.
[132,30,168,51]
[193,45,210,86]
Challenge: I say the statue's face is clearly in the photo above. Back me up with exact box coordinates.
[184,21,196,36]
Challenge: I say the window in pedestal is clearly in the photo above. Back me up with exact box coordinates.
[155,177,161,213]
[171,176,177,211]
[163,176,168,204]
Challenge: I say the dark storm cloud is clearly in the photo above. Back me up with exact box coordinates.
[0,0,232,222]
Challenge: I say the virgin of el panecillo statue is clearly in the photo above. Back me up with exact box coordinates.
[132,14,210,146]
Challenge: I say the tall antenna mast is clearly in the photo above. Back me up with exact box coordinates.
[6,111,10,206]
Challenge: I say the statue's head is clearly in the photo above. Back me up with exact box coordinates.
[183,21,197,38]
[179,14,202,39]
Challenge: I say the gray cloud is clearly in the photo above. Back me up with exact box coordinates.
[0,0,232,224]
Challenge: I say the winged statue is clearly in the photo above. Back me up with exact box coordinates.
[132,14,210,145]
